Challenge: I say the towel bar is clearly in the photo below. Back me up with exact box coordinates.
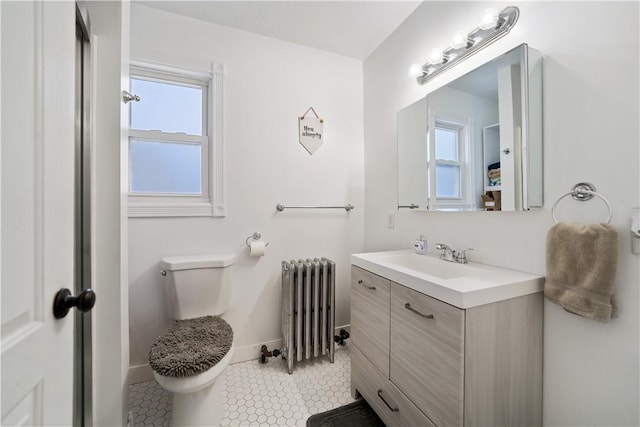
[276,203,354,212]
[551,183,613,224]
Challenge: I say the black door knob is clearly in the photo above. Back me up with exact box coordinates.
[53,288,96,319]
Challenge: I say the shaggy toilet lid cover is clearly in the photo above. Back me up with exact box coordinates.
[149,315,233,378]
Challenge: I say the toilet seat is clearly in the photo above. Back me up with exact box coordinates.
[149,315,234,393]
[154,344,234,393]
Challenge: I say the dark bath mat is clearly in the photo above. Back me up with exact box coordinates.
[306,399,386,427]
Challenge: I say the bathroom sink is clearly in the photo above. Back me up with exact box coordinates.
[351,249,544,308]
[374,252,484,279]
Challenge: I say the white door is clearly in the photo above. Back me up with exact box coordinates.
[1,2,76,425]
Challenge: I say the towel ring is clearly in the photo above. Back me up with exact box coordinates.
[551,183,613,224]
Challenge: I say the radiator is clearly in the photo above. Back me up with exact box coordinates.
[281,258,335,374]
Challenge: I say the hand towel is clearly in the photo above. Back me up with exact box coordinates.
[544,222,618,322]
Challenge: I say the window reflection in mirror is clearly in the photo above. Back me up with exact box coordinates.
[397,43,542,212]
[433,122,465,203]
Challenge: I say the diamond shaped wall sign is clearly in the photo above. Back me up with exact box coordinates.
[298,107,324,155]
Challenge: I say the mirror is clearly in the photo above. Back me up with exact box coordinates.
[397,43,542,211]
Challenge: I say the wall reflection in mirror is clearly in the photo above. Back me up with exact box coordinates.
[397,43,542,212]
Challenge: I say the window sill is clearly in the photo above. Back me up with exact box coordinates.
[128,201,226,218]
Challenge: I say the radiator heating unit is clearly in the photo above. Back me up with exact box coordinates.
[281,258,335,374]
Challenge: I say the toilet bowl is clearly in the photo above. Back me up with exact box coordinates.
[149,253,236,427]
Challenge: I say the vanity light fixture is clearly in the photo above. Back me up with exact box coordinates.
[429,48,445,65]
[409,6,519,84]
[451,32,471,49]
[479,8,500,30]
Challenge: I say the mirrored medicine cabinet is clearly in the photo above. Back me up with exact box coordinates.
[397,43,543,212]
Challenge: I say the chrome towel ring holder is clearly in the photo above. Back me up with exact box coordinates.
[551,182,613,224]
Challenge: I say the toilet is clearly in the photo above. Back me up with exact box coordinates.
[149,253,236,427]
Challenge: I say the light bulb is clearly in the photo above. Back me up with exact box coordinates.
[451,32,468,49]
[479,8,499,30]
[429,48,444,65]
[408,63,424,78]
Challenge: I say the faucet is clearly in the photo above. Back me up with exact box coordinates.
[454,249,473,264]
[435,244,473,263]
[435,243,456,262]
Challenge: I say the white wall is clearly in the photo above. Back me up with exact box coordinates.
[128,5,364,381]
[364,1,639,426]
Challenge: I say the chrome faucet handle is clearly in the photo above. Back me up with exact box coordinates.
[455,248,474,264]
[435,243,455,261]
[435,243,450,252]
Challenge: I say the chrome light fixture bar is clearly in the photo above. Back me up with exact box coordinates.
[412,6,520,85]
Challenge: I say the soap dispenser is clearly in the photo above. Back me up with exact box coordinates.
[413,235,428,255]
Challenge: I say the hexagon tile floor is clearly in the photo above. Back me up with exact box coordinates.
[128,344,355,427]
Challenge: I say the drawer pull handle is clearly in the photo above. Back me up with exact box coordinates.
[377,389,399,412]
[405,302,434,319]
[358,279,376,290]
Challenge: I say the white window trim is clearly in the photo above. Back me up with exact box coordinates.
[434,122,463,200]
[427,115,474,210]
[127,59,225,218]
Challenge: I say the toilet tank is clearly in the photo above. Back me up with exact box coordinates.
[160,253,236,320]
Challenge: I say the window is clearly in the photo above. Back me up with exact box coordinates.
[434,125,462,199]
[128,61,225,217]
[428,120,472,209]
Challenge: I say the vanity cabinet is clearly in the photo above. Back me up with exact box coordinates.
[351,266,390,376]
[350,265,543,427]
[391,283,465,426]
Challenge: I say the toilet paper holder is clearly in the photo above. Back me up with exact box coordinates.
[245,232,269,248]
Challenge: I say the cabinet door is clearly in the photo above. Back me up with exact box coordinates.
[390,282,464,427]
[351,266,390,376]
[352,345,436,427]
[497,65,521,210]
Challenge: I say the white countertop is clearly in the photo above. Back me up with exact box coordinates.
[351,249,544,309]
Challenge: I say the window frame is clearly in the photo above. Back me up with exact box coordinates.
[427,117,474,210]
[434,123,463,200]
[127,60,225,217]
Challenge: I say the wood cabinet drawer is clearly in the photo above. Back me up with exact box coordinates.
[390,282,465,427]
[351,266,390,376]
[351,345,436,427]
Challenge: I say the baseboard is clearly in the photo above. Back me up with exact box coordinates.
[126,344,277,385]
[128,363,154,385]
[232,338,282,364]
[232,324,350,364]
[127,324,351,384]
